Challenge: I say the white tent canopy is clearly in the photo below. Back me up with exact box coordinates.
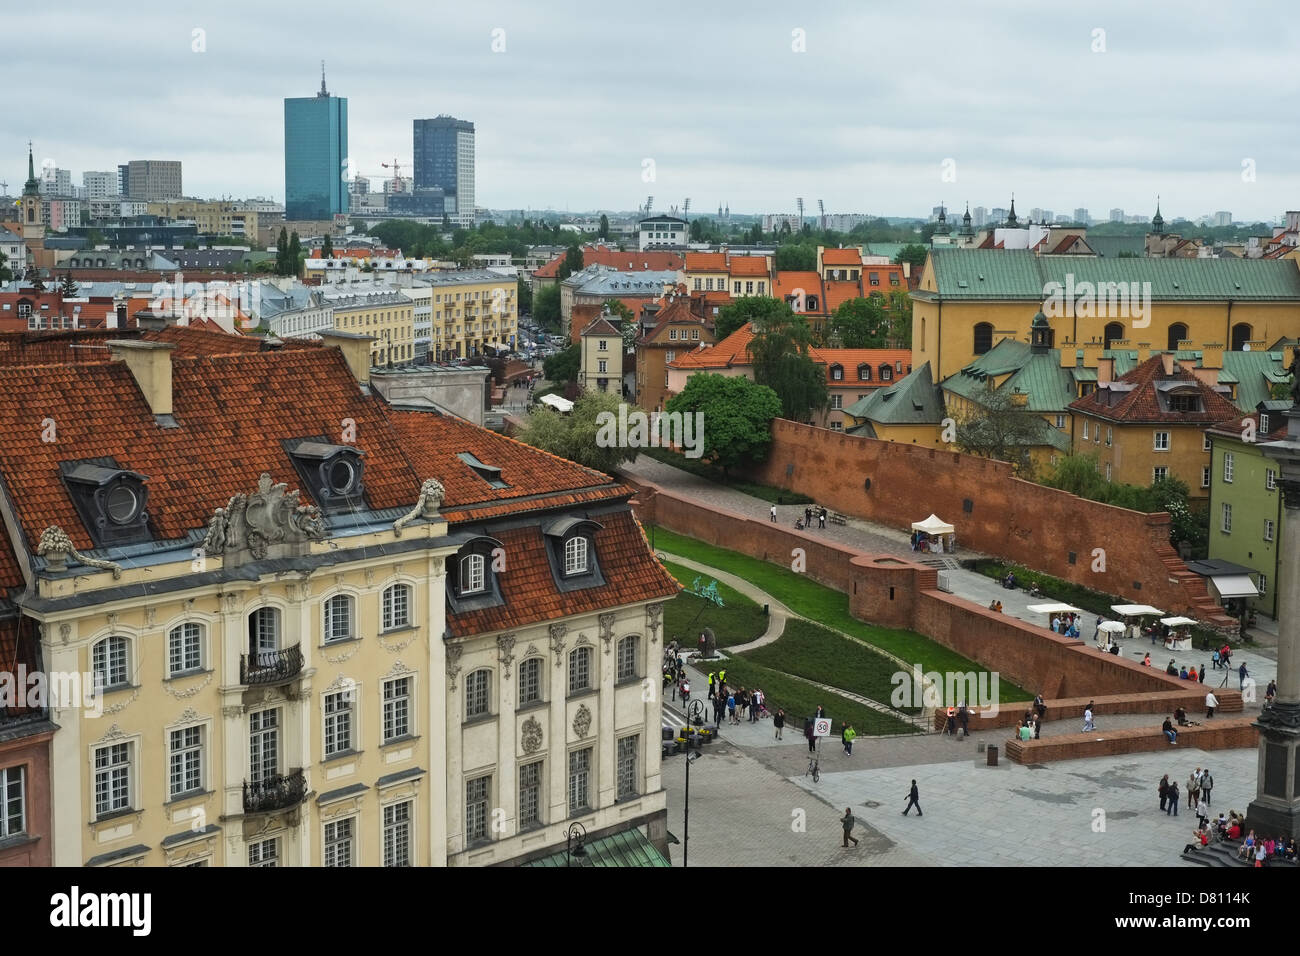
[1111,604,1165,617]
[911,514,954,535]
[1027,603,1082,615]
[1098,621,1127,633]
[1161,616,1197,627]
[538,393,574,413]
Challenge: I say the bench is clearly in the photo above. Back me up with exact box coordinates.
[1003,715,1258,764]
[829,512,848,526]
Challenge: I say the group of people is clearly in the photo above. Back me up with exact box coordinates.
[1160,766,1214,816]
[1050,613,1081,638]
[1178,801,1299,866]
[987,600,1004,613]
[790,505,829,531]
[1013,694,1050,740]
[704,670,773,729]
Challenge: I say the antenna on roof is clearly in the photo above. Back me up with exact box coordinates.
[319,60,328,97]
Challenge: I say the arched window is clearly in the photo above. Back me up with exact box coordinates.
[1104,322,1125,349]
[858,364,871,381]
[564,536,589,576]
[569,646,593,694]
[168,622,204,676]
[830,364,843,381]
[880,365,893,381]
[806,295,819,311]
[518,657,543,706]
[973,322,993,355]
[459,553,486,595]
[383,583,412,630]
[249,607,279,656]
[92,635,130,689]
[616,636,639,682]
[1231,322,1252,351]
[324,594,355,643]
[1167,323,1188,352]
[465,668,492,718]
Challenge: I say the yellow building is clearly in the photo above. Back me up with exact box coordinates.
[419,270,518,361]
[147,200,262,239]
[1067,351,1242,497]
[4,325,675,867]
[579,313,623,395]
[323,290,415,366]
[842,361,949,446]
[683,252,730,295]
[912,248,1300,383]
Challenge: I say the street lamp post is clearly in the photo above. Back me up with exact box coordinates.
[565,822,587,867]
[683,750,700,867]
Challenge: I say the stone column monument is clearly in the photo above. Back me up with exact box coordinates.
[1248,395,1300,838]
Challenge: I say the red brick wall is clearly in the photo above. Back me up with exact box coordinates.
[743,420,1205,616]
[1006,717,1257,763]
[0,729,53,867]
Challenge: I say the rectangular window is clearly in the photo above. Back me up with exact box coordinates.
[93,638,128,689]
[383,801,412,866]
[168,726,203,797]
[168,623,202,676]
[598,359,608,373]
[668,329,677,340]
[693,278,701,290]
[1,766,25,838]
[569,648,591,694]
[519,658,542,706]
[324,691,354,757]
[249,708,278,784]
[1267,469,1277,491]
[568,747,592,815]
[1153,466,1168,482]
[1055,414,1066,429]
[466,776,490,842]
[691,328,700,340]
[745,281,754,294]
[1203,433,1212,452]
[616,637,638,682]
[617,735,640,800]
[324,818,354,867]
[466,669,491,718]
[519,761,542,829]
[1223,452,1234,483]
[830,421,843,431]
[758,282,766,294]
[733,282,741,294]
[1106,427,1112,446]
[599,338,609,349]
[383,586,410,630]
[705,278,713,291]
[1104,462,1113,482]
[1264,518,1275,542]
[1260,413,1270,434]
[1221,503,1232,533]
[664,350,675,362]
[248,837,279,867]
[1153,431,1169,451]
[1259,573,1268,596]
[1082,420,1089,440]
[831,394,843,409]
[383,677,411,743]
[1201,465,1211,489]
[94,742,131,817]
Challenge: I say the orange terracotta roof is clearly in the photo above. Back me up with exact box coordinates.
[823,280,866,311]
[534,246,684,279]
[667,322,756,370]
[639,297,711,344]
[685,252,727,271]
[812,348,912,384]
[773,271,822,299]
[581,316,622,338]
[821,248,863,266]
[1069,355,1241,424]
[0,329,127,367]
[728,256,770,277]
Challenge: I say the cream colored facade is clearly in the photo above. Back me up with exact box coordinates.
[325,291,416,366]
[418,271,518,361]
[579,320,622,394]
[147,201,262,238]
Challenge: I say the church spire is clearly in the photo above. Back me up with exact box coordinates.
[1151,195,1165,235]
[23,142,39,195]
[1005,193,1018,227]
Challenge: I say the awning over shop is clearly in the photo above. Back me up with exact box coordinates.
[911,514,954,535]
[1111,604,1165,617]
[1209,575,1259,600]
[522,827,671,868]
[1027,603,1082,615]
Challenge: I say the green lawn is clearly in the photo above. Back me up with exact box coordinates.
[650,525,1027,702]
[743,618,921,714]
[638,447,814,506]
[711,656,921,737]
[660,560,768,649]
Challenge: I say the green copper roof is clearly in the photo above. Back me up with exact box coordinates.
[925,249,1300,301]
[844,361,945,425]
[942,339,1077,412]
[522,827,670,868]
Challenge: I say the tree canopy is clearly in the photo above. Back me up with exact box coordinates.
[745,301,828,421]
[829,297,890,348]
[519,391,639,474]
[951,383,1045,475]
[774,243,816,271]
[533,284,562,331]
[542,343,580,384]
[665,373,782,476]
[892,243,929,271]
[714,295,788,342]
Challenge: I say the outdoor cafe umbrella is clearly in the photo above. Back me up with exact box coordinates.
[1098,621,1127,634]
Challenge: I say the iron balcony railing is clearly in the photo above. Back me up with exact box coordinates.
[243,768,307,814]
[240,644,304,685]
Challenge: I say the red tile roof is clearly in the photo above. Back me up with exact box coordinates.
[533,246,684,279]
[667,322,756,370]
[812,349,912,385]
[1069,355,1241,424]
[638,297,712,345]
[823,280,866,312]
[684,252,727,272]
[821,248,863,266]
[773,271,822,301]
[580,316,622,338]
[728,256,770,277]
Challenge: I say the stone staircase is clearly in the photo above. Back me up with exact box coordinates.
[919,556,961,572]
[1153,543,1238,634]
[1182,840,1299,868]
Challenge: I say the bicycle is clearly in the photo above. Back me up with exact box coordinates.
[806,754,820,783]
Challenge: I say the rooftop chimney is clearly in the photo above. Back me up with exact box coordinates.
[108,339,174,417]
[320,329,373,387]
[1200,343,1224,370]
[1160,352,1175,377]
[1097,356,1114,386]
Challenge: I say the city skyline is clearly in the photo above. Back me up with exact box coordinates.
[4,1,1298,221]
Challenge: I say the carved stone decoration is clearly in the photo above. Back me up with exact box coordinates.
[364,568,375,586]
[447,644,464,690]
[144,606,157,627]
[59,623,71,645]
[379,632,416,653]
[221,593,240,614]
[497,633,517,678]
[202,473,327,559]
[525,643,539,659]
[101,689,139,716]
[37,525,123,579]
[393,478,447,536]
[174,707,205,726]
[96,723,126,743]
[383,659,414,679]
[163,673,213,700]
[599,613,615,655]
[323,646,359,665]
[646,603,663,645]
[521,716,544,754]
[222,705,244,719]
[573,704,593,739]
[107,612,119,629]
[575,632,592,648]
[548,623,567,667]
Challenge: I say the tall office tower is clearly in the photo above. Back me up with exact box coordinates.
[123,160,183,200]
[83,170,118,200]
[413,116,475,226]
[284,65,349,221]
[1073,207,1089,224]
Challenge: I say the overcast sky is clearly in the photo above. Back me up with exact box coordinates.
[7,1,1299,221]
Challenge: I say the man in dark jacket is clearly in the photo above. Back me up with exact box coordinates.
[903,779,922,816]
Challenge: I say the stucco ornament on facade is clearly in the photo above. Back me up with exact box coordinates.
[37,525,123,578]
[393,477,446,536]
[548,623,567,667]
[203,473,327,559]
[497,633,517,678]
[573,703,593,739]
[599,613,615,654]
[521,716,544,754]
[646,603,663,645]
[447,643,464,689]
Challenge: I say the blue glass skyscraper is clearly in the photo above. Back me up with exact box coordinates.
[284,67,348,221]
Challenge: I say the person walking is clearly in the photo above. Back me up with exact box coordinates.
[1238,660,1249,691]
[903,779,922,816]
[1159,774,1170,812]
[1082,706,1095,733]
[774,708,785,740]
[841,808,859,848]
[1205,690,1219,719]
[843,723,857,757]
[712,691,725,727]
[1200,768,1213,807]
[1211,648,1220,671]
[769,504,777,523]
[805,718,817,752]
[1167,781,1180,816]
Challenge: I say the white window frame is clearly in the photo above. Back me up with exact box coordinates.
[459,554,486,595]
[1259,573,1268,596]
[167,725,203,798]
[323,816,355,867]
[1221,503,1232,533]
[249,707,279,785]
[382,800,412,867]
[250,607,280,655]
[382,676,412,743]
[324,594,355,644]
[466,775,491,843]
[564,535,589,575]
[569,646,593,695]
[518,759,543,829]
[518,657,543,706]
[1201,465,1211,489]
[617,734,640,801]
[1153,466,1168,483]
[1202,433,1212,452]
[167,622,203,676]
[324,690,355,758]
[1264,518,1275,542]
[1,766,26,838]
[465,668,491,719]
[831,394,843,410]
[1082,420,1089,440]
[1267,469,1278,491]
[1153,431,1170,452]
[93,741,132,818]
[92,635,130,690]
[1223,452,1234,483]
[1260,413,1270,434]
[616,635,639,683]
[1055,414,1066,429]
[568,747,593,815]
[1106,427,1112,447]
[382,584,412,630]
[248,836,279,867]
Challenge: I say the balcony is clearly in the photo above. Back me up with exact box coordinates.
[243,768,307,814]
[240,644,303,685]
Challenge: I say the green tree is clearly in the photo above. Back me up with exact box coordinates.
[0,249,11,284]
[892,243,929,271]
[665,373,782,476]
[26,267,45,294]
[516,278,532,315]
[1040,452,1109,499]
[746,223,763,244]
[519,391,640,474]
[288,232,302,276]
[598,214,609,239]
[1146,476,1206,558]
[689,219,705,242]
[58,271,79,297]
[322,234,333,257]
[886,290,913,346]
[747,302,828,421]
[533,284,562,331]
[773,243,816,271]
[543,343,581,384]
[829,297,890,348]
[557,244,584,281]
[952,383,1045,474]
[276,228,288,275]
[715,295,789,342]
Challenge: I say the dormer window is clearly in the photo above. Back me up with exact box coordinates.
[460,553,486,594]
[564,536,589,575]
[60,461,151,547]
[858,365,871,381]
[458,452,509,490]
[446,536,506,610]
[830,364,844,381]
[286,440,365,511]
[542,517,605,591]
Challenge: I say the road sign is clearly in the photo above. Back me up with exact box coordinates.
[813,717,832,738]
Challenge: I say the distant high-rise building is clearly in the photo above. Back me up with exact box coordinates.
[1109,207,1124,223]
[83,170,117,201]
[1214,211,1233,227]
[413,116,475,226]
[990,208,1007,224]
[1073,208,1089,224]
[972,206,987,228]
[39,166,73,196]
[284,66,349,221]
[123,160,183,200]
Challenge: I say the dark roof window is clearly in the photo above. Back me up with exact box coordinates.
[285,439,365,511]
[458,452,510,489]
[60,460,151,547]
